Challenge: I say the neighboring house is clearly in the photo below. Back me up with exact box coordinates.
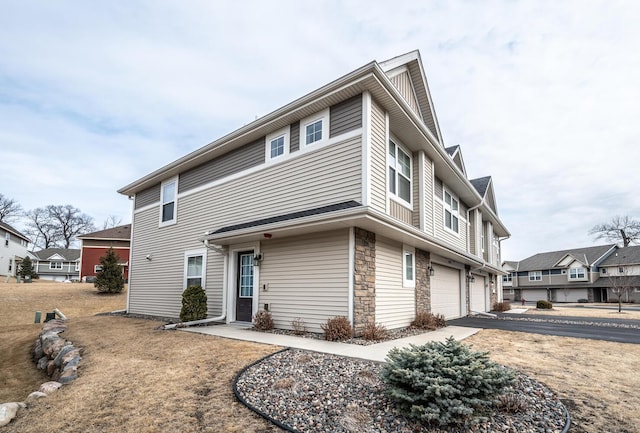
[31,249,81,281]
[503,244,618,303]
[77,225,131,282]
[501,260,518,301]
[597,246,640,303]
[118,50,510,334]
[0,221,30,279]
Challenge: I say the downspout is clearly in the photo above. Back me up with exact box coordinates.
[163,238,228,330]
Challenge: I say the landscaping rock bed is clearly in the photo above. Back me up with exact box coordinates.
[253,326,430,346]
[0,318,81,426]
[235,349,568,433]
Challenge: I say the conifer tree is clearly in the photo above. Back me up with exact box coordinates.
[94,248,124,293]
[18,256,36,278]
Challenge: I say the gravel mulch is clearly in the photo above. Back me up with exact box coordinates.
[235,349,568,433]
[253,326,431,346]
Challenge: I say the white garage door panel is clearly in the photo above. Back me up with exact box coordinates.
[470,278,486,312]
[524,289,548,302]
[431,264,461,319]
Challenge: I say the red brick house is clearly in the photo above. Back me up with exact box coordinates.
[78,225,131,282]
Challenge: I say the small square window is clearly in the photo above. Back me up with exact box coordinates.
[305,120,323,144]
[270,136,285,159]
[94,265,103,273]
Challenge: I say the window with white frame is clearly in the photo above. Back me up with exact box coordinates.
[503,273,512,282]
[388,139,412,204]
[160,177,177,225]
[301,109,329,147]
[4,233,9,246]
[618,267,625,274]
[569,268,586,279]
[266,127,290,161]
[601,268,607,275]
[50,262,63,270]
[184,250,206,289]
[94,265,103,273]
[402,246,415,288]
[528,271,542,281]
[444,188,459,233]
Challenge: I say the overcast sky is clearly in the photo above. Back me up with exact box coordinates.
[1,0,638,260]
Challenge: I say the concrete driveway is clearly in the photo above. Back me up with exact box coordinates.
[448,313,640,344]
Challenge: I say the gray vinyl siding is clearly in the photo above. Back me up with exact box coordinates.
[178,137,265,193]
[258,229,349,333]
[370,99,387,212]
[135,184,161,209]
[329,94,362,138]
[128,135,363,318]
[423,155,434,234]
[469,210,478,255]
[390,71,421,119]
[290,121,300,152]
[375,237,415,329]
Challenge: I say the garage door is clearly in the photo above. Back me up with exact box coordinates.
[470,276,486,313]
[523,289,548,302]
[431,264,461,319]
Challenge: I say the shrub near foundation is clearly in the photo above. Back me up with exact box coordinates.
[179,285,207,322]
[253,310,274,331]
[321,316,353,341]
[536,300,553,309]
[410,311,446,330]
[381,337,515,427]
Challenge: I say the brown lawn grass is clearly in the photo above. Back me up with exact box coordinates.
[2,281,639,432]
[524,306,640,320]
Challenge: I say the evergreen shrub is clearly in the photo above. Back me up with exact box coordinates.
[381,337,515,427]
[94,248,124,293]
[536,300,553,309]
[179,285,207,322]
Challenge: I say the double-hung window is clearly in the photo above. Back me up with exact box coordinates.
[402,246,415,288]
[569,268,586,279]
[388,140,412,204]
[50,262,63,270]
[184,249,206,289]
[444,189,459,233]
[529,271,542,281]
[160,177,177,226]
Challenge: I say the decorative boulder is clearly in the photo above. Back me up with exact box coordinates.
[0,402,26,427]
[39,382,62,394]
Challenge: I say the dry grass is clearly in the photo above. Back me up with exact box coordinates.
[0,281,281,432]
[466,330,640,433]
[2,281,639,433]
[525,306,640,319]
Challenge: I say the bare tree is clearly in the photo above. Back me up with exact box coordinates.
[590,216,640,247]
[608,267,634,313]
[102,215,123,230]
[24,205,96,249]
[24,207,61,249]
[47,205,96,248]
[0,193,23,223]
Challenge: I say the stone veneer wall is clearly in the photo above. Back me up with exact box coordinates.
[489,274,498,308]
[353,227,375,335]
[415,249,431,314]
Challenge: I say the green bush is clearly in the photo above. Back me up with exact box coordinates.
[536,300,553,309]
[321,316,353,341]
[577,298,589,303]
[381,337,515,427]
[180,285,207,322]
[94,248,124,294]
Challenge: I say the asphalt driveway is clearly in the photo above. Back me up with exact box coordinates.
[448,313,640,344]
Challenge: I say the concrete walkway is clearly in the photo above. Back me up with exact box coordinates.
[182,325,480,362]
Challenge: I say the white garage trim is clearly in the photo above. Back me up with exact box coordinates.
[470,275,486,313]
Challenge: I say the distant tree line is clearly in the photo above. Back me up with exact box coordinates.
[0,193,123,250]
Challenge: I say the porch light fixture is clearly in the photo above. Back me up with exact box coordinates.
[253,253,263,266]
[467,272,475,283]
[428,265,435,277]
